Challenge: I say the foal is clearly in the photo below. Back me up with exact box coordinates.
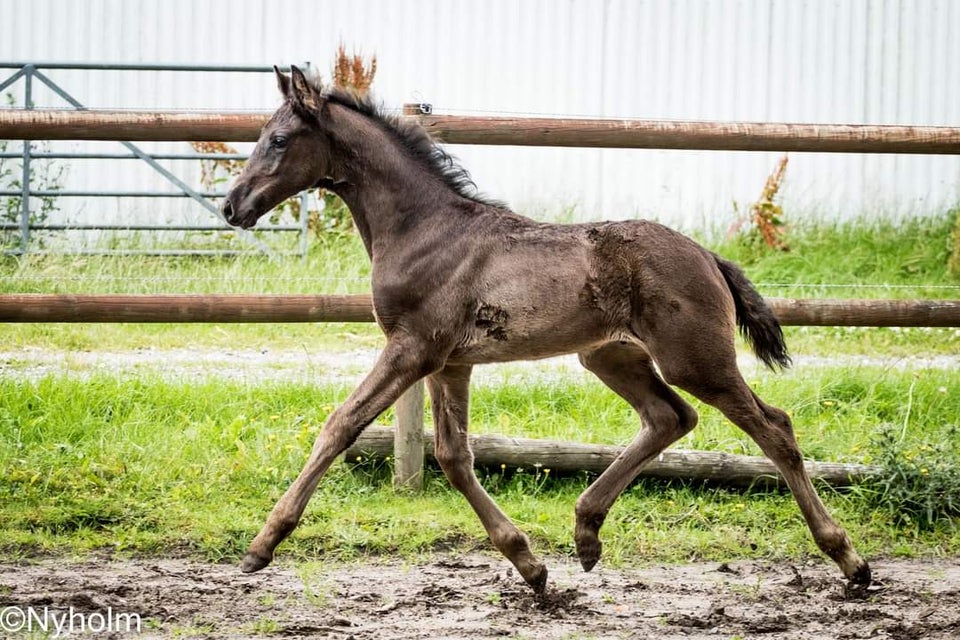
[222,66,871,593]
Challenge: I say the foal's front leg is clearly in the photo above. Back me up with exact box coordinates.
[427,364,549,592]
[242,336,437,573]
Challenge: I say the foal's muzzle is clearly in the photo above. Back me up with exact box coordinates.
[221,200,246,228]
[221,190,258,230]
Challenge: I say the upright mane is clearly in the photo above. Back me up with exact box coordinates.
[321,86,502,207]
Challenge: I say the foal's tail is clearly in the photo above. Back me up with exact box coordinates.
[713,254,792,371]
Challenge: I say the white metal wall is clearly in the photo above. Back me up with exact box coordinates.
[2,0,959,231]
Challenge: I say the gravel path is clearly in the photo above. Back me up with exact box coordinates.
[1,346,957,385]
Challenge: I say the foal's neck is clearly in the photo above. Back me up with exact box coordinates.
[324,103,467,258]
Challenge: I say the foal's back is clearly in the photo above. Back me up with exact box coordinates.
[443,211,735,368]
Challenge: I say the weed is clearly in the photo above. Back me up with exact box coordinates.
[949,207,960,277]
[729,155,789,254]
[258,593,277,607]
[332,42,377,95]
[169,622,216,637]
[859,422,960,530]
[297,562,337,607]
[250,617,281,634]
[727,575,765,602]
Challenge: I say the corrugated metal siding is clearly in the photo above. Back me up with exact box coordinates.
[2,0,959,230]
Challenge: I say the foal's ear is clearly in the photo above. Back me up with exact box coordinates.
[289,65,323,118]
[274,66,291,98]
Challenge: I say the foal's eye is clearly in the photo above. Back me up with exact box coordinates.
[270,135,288,149]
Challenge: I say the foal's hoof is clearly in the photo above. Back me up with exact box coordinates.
[848,560,872,588]
[241,551,273,573]
[575,534,602,573]
[525,563,549,594]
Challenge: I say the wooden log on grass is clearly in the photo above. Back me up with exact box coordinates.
[345,426,877,488]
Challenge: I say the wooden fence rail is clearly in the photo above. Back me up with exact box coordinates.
[1,294,958,327]
[3,108,960,154]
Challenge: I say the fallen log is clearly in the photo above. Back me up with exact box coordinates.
[345,426,877,488]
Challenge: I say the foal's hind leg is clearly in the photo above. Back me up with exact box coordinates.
[574,343,699,572]
[653,342,872,587]
[426,364,548,592]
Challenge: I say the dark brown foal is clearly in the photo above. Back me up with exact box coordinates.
[222,65,871,593]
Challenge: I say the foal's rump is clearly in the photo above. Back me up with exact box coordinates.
[587,219,789,378]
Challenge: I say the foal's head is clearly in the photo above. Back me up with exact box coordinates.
[222,66,332,229]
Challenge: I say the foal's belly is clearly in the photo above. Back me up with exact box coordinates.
[449,330,605,365]
[447,296,616,365]
[443,232,630,364]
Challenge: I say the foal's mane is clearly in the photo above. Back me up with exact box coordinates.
[320,86,502,208]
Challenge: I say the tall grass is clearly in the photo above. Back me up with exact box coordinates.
[712,213,959,299]
[1,366,957,564]
[0,232,371,295]
[0,232,385,350]
[0,214,958,564]
[3,214,956,298]
[1,214,958,353]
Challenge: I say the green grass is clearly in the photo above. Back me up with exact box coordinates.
[0,214,958,566]
[0,231,385,351]
[710,214,959,298]
[1,367,957,566]
[710,214,960,356]
[0,214,957,354]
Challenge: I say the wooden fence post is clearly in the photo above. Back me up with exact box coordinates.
[393,380,425,491]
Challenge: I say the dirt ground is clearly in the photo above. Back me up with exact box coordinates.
[2,553,959,639]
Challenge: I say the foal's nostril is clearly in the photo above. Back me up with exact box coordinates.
[222,200,235,223]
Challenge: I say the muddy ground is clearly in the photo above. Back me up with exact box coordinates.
[2,553,959,639]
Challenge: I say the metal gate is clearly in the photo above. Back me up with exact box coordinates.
[0,61,313,256]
